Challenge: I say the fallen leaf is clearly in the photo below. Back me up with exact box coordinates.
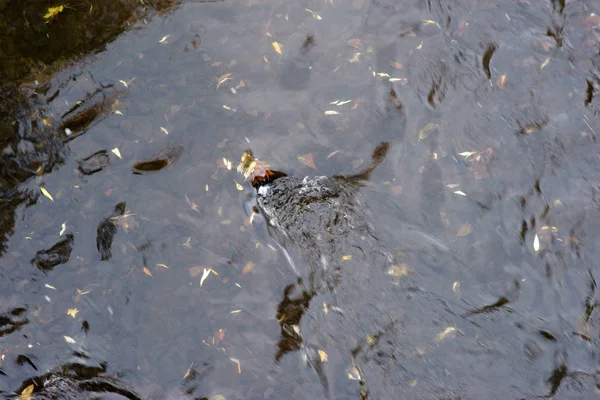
[272,41,283,55]
[318,349,328,362]
[20,384,34,400]
[341,255,352,261]
[234,181,244,191]
[454,190,467,196]
[40,187,54,202]
[200,268,211,287]
[418,122,439,141]
[44,6,64,20]
[216,73,231,89]
[326,150,339,159]
[59,222,66,236]
[159,34,170,43]
[230,358,242,374]
[305,8,322,20]
[324,110,340,115]
[160,127,169,135]
[143,267,153,277]
[390,61,404,69]
[111,148,122,159]
[533,234,540,252]
[297,153,317,170]
[456,224,472,237]
[496,74,507,88]
[156,263,169,269]
[387,264,412,277]
[241,261,255,275]
[45,284,57,290]
[347,38,362,48]
[434,326,456,342]
[183,363,194,379]
[67,308,79,318]
[64,335,76,344]
[348,53,361,63]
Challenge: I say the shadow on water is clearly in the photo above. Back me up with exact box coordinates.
[2,0,600,398]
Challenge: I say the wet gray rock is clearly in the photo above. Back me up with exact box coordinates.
[31,234,74,272]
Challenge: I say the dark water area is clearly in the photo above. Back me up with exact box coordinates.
[1,0,600,398]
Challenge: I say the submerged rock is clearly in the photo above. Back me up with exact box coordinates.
[31,234,74,272]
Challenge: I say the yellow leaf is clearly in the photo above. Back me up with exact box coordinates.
[143,267,153,277]
[40,187,54,202]
[387,264,412,277]
[160,127,169,135]
[341,255,352,261]
[434,327,456,342]
[456,224,472,237]
[20,384,34,400]
[156,263,169,269]
[272,42,283,55]
[234,181,244,191]
[43,117,52,126]
[318,349,328,362]
[44,6,64,20]
[159,34,170,43]
[67,308,79,318]
[298,153,317,170]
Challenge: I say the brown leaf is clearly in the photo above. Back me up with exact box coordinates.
[347,38,362,49]
[143,267,153,277]
[241,261,255,275]
[390,61,404,70]
[298,153,317,170]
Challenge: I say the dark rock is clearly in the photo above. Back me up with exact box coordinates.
[31,234,74,272]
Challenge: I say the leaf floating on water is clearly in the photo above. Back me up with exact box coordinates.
[159,34,170,43]
[230,358,242,374]
[387,264,411,277]
[160,127,169,135]
[183,363,194,379]
[44,6,64,20]
[458,151,477,160]
[111,148,122,159]
[434,326,456,342]
[423,19,437,25]
[348,53,361,63]
[456,224,472,237]
[64,335,76,344]
[297,153,317,170]
[533,234,540,252]
[347,38,362,49]
[326,150,339,159]
[272,41,283,55]
[143,267,153,277]
[20,384,34,400]
[156,263,169,269]
[241,261,255,275]
[305,8,322,20]
[200,268,211,287]
[45,284,57,290]
[223,158,233,170]
[59,222,66,236]
[453,190,467,197]
[390,61,404,70]
[452,281,462,297]
[496,74,507,88]
[418,122,439,141]
[231,309,241,314]
[216,73,231,89]
[40,187,54,202]
[324,110,340,115]
[337,100,352,106]
[318,349,328,362]
[341,255,352,261]
[234,180,244,191]
[540,57,550,70]
[67,308,79,318]
[113,110,124,115]
[43,117,52,126]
